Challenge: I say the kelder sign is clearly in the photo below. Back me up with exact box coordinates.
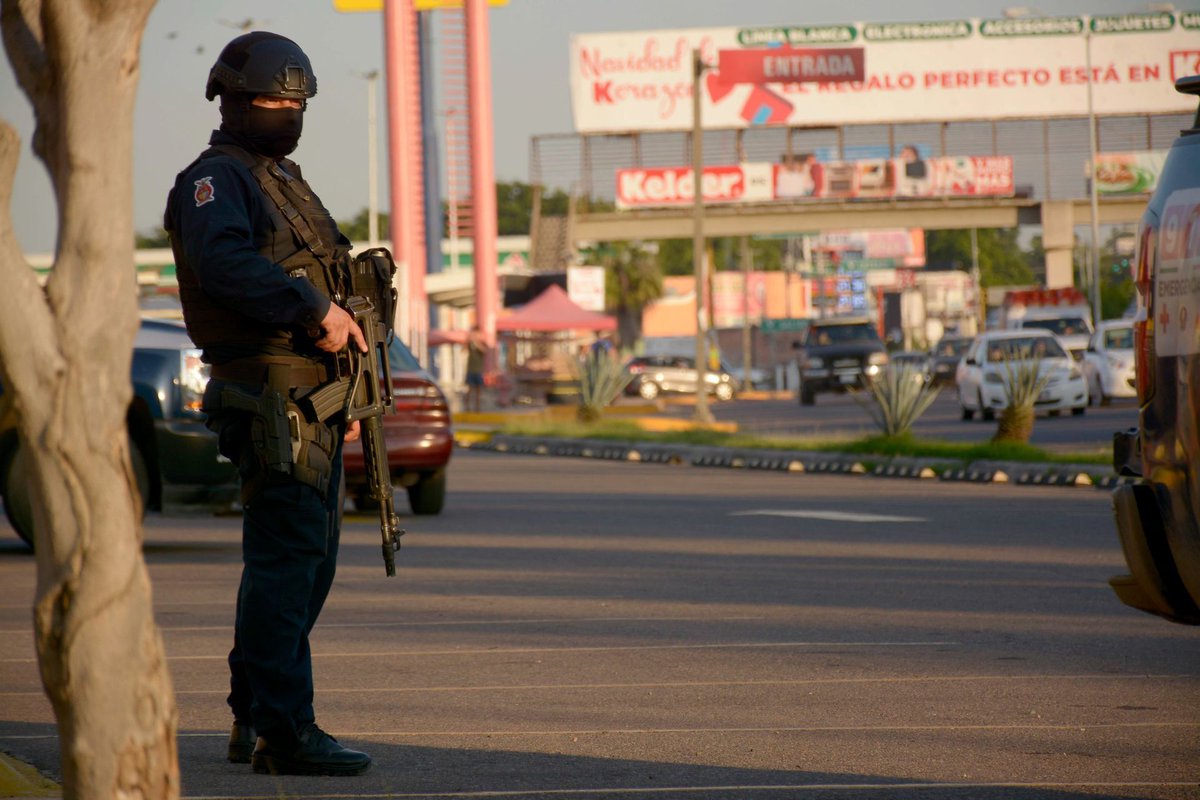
[569,12,1199,132]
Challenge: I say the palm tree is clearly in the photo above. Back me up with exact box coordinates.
[601,242,663,350]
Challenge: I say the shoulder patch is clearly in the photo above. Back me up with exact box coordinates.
[193,176,215,207]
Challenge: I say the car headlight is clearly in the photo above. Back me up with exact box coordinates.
[805,357,825,369]
[179,348,209,414]
[984,371,1004,384]
[868,352,889,366]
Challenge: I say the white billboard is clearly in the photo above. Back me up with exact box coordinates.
[569,12,1200,133]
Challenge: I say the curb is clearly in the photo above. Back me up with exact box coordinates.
[464,434,1125,492]
[0,751,59,798]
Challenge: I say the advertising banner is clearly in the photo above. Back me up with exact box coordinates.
[570,12,1199,132]
[1094,151,1169,195]
[616,163,774,208]
[775,155,1014,200]
[617,156,1012,208]
[568,266,607,312]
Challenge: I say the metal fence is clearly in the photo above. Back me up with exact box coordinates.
[529,113,1191,211]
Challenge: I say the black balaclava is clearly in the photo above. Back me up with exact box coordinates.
[219,93,304,159]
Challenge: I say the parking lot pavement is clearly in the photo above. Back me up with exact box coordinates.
[1,450,1198,799]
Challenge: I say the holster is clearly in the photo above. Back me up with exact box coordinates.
[205,364,340,503]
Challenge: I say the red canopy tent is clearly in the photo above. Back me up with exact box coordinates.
[495,284,616,333]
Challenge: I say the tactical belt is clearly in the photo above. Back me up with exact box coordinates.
[210,357,330,387]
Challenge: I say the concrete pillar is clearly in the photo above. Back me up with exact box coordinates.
[1040,200,1076,289]
[383,0,415,338]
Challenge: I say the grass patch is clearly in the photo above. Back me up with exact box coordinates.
[498,420,1110,466]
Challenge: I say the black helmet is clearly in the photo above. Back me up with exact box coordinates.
[205,32,317,102]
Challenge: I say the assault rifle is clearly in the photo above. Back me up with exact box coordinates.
[305,247,404,576]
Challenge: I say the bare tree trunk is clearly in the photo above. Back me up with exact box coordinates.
[0,1,178,798]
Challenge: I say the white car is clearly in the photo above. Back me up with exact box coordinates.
[1079,320,1136,405]
[956,330,1088,421]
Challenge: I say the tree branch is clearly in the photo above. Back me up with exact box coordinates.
[0,120,64,412]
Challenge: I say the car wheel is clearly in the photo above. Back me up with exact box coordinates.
[2,444,34,547]
[407,470,446,516]
[979,391,995,422]
[2,439,148,548]
[958,387,974,420]
[638,381,660,401]
[1072,406,1086,416]
[1048,409,1061,417]
[799,382,815,406]
[714,382,734,402]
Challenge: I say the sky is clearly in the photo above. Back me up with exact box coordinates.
[0,0,1184,254]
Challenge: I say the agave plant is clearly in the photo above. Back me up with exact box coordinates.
[574,350,634,424]
[992,354,1052,443]
[855,362,941,437]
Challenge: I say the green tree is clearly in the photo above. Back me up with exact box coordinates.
[336,208,390,242]
[492,181,570,236]
[925,228,1034,287]
[653,237,783,276]
[135,227,170,248]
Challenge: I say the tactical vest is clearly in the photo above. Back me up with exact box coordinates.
[164,143,350,359]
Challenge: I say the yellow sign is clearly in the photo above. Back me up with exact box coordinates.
[334,0,507,11]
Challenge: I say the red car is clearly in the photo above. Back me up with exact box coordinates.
[341,337,453,515]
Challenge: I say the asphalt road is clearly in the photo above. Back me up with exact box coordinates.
[0,450,1197,799]
[665,391,1139,454]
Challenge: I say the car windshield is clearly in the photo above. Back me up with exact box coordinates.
[1103,326,1134,349]
[810,324,879,346]
[1022,317,1089,337]
[984,336,1068,362]
[387,336,423,371]
[934,338,970,357]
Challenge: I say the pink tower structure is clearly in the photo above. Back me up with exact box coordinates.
[383,0,499,359]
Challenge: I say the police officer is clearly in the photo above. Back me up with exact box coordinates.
[164,32,372,776]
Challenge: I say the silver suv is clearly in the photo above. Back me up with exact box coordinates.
[625,355,738,402]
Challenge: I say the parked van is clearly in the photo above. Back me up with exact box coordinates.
[1109,75,1200,625]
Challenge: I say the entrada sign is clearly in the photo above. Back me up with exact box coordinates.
[717,47,865,85]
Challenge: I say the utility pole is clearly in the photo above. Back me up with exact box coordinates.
[740,235,753,391]
[691,48,713,425]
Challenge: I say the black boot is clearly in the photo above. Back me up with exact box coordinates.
[251,723,371,776]
[227,721,256,764]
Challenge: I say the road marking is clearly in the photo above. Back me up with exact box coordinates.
[4,721,1197,744]
[0,640,957,664]
[731,509,926,523]
[169,783,1200,800]
[0,614,766,636]
[1,672,1193,699]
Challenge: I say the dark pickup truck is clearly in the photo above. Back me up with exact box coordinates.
[793,316,889,405]
[0,318,239,546]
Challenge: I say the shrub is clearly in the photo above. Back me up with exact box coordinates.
[993,355,1052,443]
[855,363,941,437]
[574,350,633,424]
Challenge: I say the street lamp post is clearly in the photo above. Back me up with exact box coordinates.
[364,70,380,248]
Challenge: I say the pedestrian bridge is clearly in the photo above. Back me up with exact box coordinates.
[564,194,1149,288]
